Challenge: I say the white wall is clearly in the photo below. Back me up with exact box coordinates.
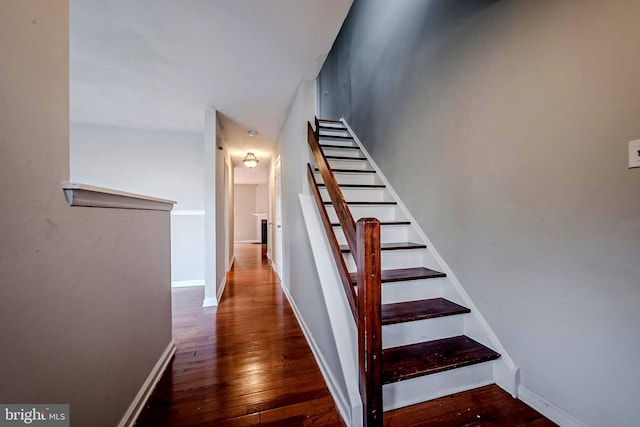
[204,108,234,306]
[70,125,204,209]
[273,80,350,419]
[256,184,268,212]
[234,184,258,242]
[234,183,268,242]
[234,166,268,184]
[70,124,205,283]
[0,2,172,425]
[170,213,205,283]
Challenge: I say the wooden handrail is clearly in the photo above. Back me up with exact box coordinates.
[307,164,358,322]
[307,119,383,426]
[307,122,358,256]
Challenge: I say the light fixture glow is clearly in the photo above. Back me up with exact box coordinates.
[243,152,259,168]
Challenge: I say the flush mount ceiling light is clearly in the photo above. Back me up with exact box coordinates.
[243,152,259,168]
[248,130,258,137]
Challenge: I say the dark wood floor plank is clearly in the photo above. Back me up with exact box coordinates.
[135,244,345,426]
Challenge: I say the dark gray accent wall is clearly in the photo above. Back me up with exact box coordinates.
[319,1,640,426]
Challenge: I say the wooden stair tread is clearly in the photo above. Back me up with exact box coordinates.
[315,168,375,174]
[319,183,386,188]
[325,155,367,161]
[319,144,360,150]
[382,336,500,384]
[340,242,426,253]
[323,201,397,206]
[332,220,410,227]
[381,298,469,325]
[350,267,445,284]
[318,118,343,123]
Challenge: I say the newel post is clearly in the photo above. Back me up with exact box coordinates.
[356,218,383,427]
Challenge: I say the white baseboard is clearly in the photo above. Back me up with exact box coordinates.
[518,385,588,427]
[234,239,260,243]
[171,279,204,288]
[216,274,227,302]
[118,340,176,427]
[202,296,218,307]
[279,280,351,426]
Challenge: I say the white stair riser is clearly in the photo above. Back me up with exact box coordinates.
[381,278,448,304]
[344,249,425,271]
[318,127,350,136]
[344,248,442,273]
[326,159,372,170]
[327,205,398,222]
[320,188,387,203]
[334,225,410,245]
[321,147,363,158]
[316,172,378,185]
[383,315,467,349]
[318,138,358,148]
[382,361,495,411]
[318,122,345,128]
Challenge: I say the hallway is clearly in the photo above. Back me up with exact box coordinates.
[137,244,344,426]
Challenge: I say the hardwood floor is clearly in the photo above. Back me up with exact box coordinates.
[136,244,344,426]
[137,243,555,426]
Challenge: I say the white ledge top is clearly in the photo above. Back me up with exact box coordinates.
[62,182,176,211]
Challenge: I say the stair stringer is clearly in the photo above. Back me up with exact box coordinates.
[299,193,363,427]
[340,118,520,398]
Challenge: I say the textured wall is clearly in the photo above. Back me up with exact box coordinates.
[0,1,172,425]
[319,1,640,426]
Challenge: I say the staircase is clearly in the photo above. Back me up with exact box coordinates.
[307,118,511,425]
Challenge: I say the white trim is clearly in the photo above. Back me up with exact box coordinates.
[216,274,227,302]
[171,279,204,288]
[227,255,235,271]
[234,239,260,243]
[63,182,176,211]
[341,118,520,395]
[202,273,229,307]
[202,296,218,307]
[118,340,176,427]
[171,210,205,216]
[518,385,589,427]
[279,279,351,426]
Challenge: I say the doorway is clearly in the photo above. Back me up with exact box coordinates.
[273,156,283,278]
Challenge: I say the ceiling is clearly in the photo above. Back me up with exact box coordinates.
[69,0,352,168]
